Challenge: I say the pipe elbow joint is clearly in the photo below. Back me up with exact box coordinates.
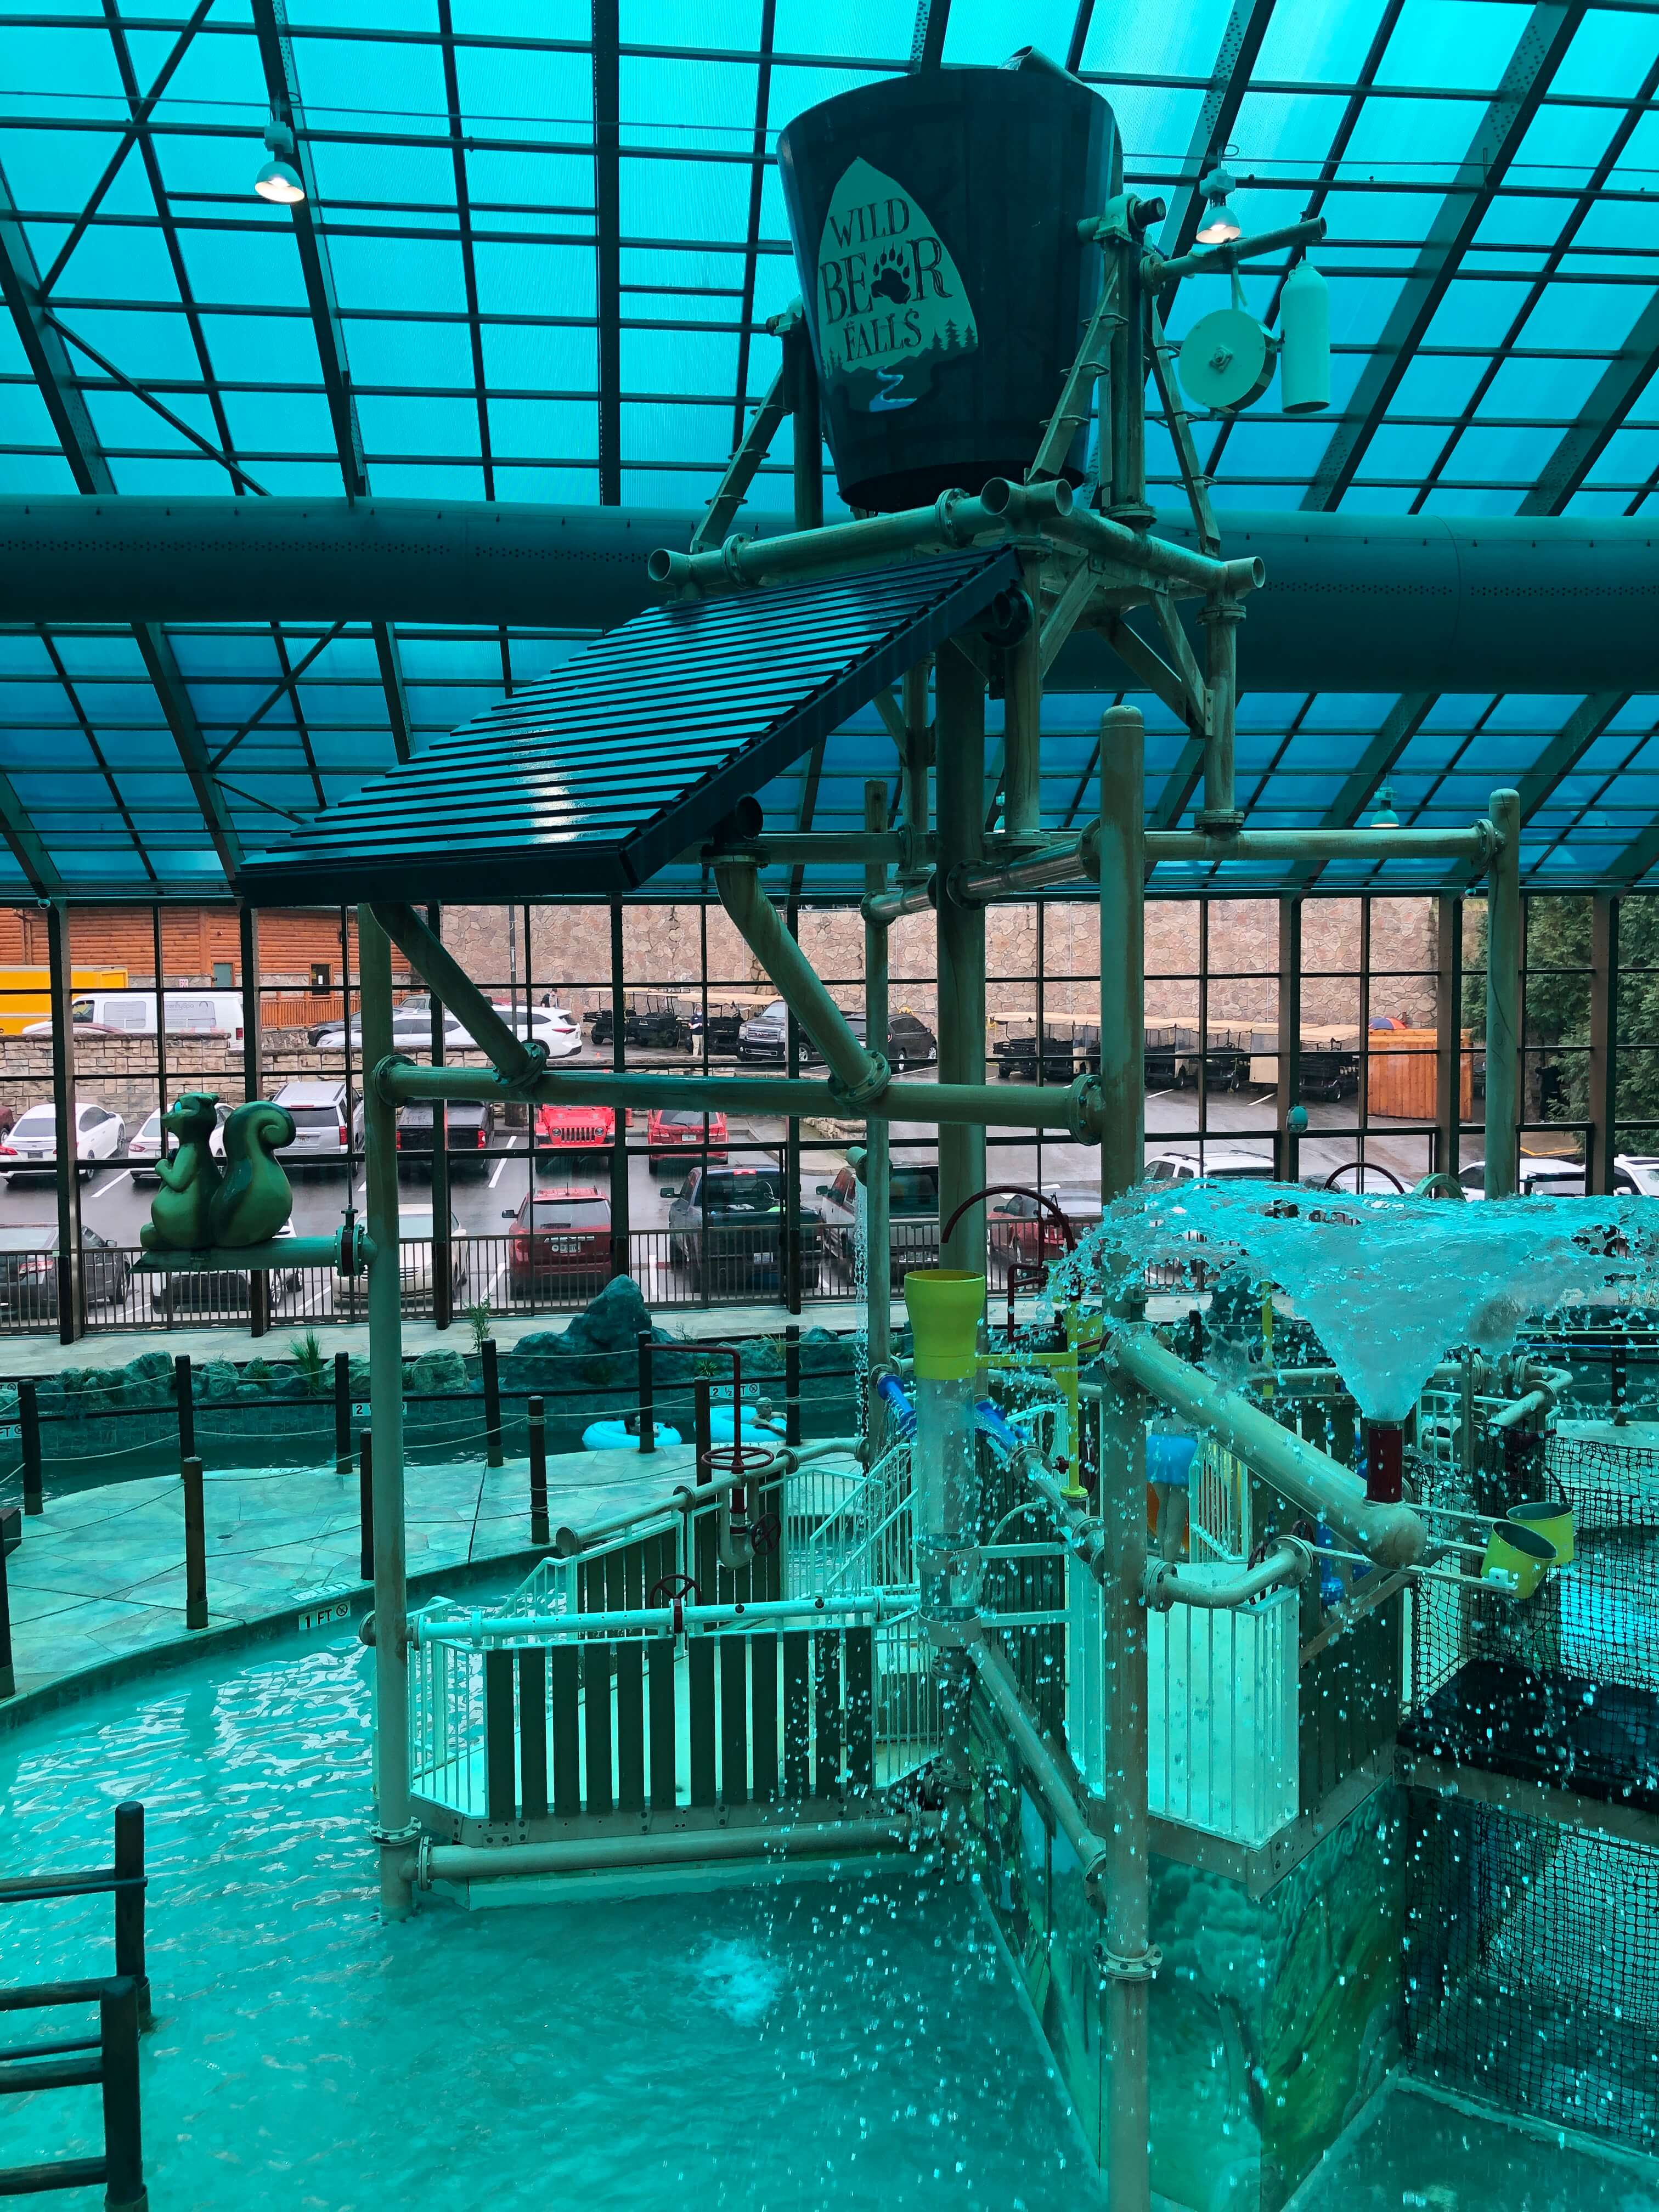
[1077,819,1102,882]
[1065,1071,1104,1145]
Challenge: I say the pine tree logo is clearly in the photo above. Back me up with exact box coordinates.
[814,157,978,413]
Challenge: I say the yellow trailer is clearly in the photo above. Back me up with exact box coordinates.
[0,967,128,1033]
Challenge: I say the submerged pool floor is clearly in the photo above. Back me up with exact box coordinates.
[3,1621,1654,2211]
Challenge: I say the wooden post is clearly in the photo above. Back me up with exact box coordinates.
[528,1395,549,1547]
[181,1456,207,1630]
[482,1336,503,1467]
[19,1379,41,1515]
[358,1432,374,1583]
[112,1800,150,2028]
[174,1355,194,1468]
[99,1977,148,2212]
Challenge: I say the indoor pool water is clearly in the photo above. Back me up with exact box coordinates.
[1,1622,1099,2210]
[4,1624,1655,2211]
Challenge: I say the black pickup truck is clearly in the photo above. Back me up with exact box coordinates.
[667,1164,823,1296]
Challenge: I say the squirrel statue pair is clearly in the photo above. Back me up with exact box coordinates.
[139,1092,297,1254]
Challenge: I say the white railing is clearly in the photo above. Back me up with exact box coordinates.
[791,1436,913,1600]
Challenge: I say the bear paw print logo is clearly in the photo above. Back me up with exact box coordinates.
[870,244,911,306]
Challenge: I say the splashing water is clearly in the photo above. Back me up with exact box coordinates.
[1048,1180,1659,1423]
[853,1173,871,1449]
[693,1937,786,2025]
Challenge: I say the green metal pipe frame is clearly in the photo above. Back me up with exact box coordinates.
[413,1593,896,1646]
[1106,1324,1427,1570]
[409,1814,943,1890]
[864,779,892,1453]
[935,643,988,1275]
[712,856,886,1102]
[1100,706,1147,1202]
[967,1630,1110,1896]
[359,904,414,1921]
[1485,788,1523,1199]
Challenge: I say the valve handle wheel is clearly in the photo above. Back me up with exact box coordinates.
[648,1571,701,1634]
[747,1512,782,1558]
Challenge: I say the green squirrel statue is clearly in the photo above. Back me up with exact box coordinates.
[139,1091,224,1253]
[210,1101,297,1248]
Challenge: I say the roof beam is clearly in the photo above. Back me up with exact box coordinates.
[251,0,411,763]
[133,622,241,878]
[1156,0,1278,266]
[1301,2,1585,512]
[1520,291,1659,517]
[0,770,61,896]
[1287,690,1434,888]
[592,0,621,505]
[910,0,950,70]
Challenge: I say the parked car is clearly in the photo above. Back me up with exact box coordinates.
[396,1099,496,1180]
[0,1099,125,1181]
[146,1223,302,1318]
[1301,1043,1362,1101]
[127,1102,229,1186]
[534,1102,616,1158]
[1456,1157,1641,1199]
[24,990,245,1041]
[799,1010,939,1071]
[0,1224,132,1316]
[1144,1147,1275,1184]
[268,1080,360,1174]
[504,1187,611,1295]
[647,1107,727,1172]
[737,1001,789,1063]
[988,1187,1075,1280]
[313,1007,580,1060]
[589,994,691,1052]
[1616,1155,1659,1195]
[667,1164,822,1295]
[335,1205,466,1306]
[817,1155,939,1285]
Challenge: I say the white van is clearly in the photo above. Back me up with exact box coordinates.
[25,992,245,1041]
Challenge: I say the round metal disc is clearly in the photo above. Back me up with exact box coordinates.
[1177,307,1274,413]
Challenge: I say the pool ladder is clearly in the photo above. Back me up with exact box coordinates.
[0,1799,151,2210]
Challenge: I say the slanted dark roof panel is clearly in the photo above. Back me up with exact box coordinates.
[236,549,1021,903]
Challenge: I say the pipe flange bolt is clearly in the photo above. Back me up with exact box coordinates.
[1094,1941,1163,1984]
[830,1051,892,1114]
[370,1816,422,1847]
[503,1039,551,1099]
[1065,1072,1104,1144]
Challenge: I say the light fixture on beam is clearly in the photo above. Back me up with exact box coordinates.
[255,119,305,205]
[1194,165,1240,247]
[1370,785,1400,829]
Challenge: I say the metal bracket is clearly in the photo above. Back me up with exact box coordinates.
[371,1817,421,1847]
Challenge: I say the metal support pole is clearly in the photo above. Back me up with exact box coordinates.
[864,780,891,1452]
[334,1351,352,1475]
[357,904,413,1918]
[1435,893,1464,1181]
[1589,891,1618,1195]
[482,1336,503,1467]
[19,1379,41,1515]
[786,1322,802,1449]
[0,1520,13,1699]
[786,318,823,533]
[182,1455,207,1630]
[46,902,82,1345]
[1098,1367,1151,2212]
[936,641,987,1274]
[1276,895,1301,1184]
[1198,597,1243,831]
[1485,789,1522,1199]
[112,1800,150,2028]
[358,1431,374,1583]
[99,1977,148,2212]
[239,904,261,1111]
[608,895,630,1283]
[1003,559,1043,842]
[785,896,804,1316]
[528,1395,549,1547]
[637,1330,656,1453]
[174,1354,194,1466]
[900,660,932,867]
[427,902,452,1330]
[1099,704,1145,1202]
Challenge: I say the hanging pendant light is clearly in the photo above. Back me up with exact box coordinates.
[255,119,305,205]
[1195,165,1240,247]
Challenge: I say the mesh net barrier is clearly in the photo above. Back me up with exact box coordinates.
[1404,1792,1659,2152]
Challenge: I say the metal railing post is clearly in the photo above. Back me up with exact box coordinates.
[528,1396,549,1547]
[19,1379,41,1515]
[358,1432,374,1583]
[112,1801,149,2028]
[1485,789,1522,1199]
[482,1337,503,1468]
[636,1329,655,1453]
[786,1322,802,1449]
[0,1520,13,1697]
[174,1354,194,1468]
[99,1977,148,2212]
[334,1351,352,1475]
[181,1455,207,1630]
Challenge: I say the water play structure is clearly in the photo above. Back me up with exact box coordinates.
[8,45,1658,2212]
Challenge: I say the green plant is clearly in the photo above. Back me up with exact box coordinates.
[463,1297,493,1353]
[289,1328,328,1396]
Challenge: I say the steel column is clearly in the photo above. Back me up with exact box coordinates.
[1435,893,1464,1179]
[1485,789,1522,1199]
[1589,891,1619,1195]
[358,905,412,1918]
[1002,558,1043,842]
[1099,706,1146,1201]
[1099,1367,1152,2212]
[1276,895,1301,1184]
[608,895,630,1282]
[46,903,81,1344]
[427,902,451,1329]
[935,642,988,1273]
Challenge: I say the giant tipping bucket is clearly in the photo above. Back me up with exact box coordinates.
[777,52,1120,512]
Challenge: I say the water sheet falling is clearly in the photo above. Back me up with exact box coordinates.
[1049,1181,1659,1422]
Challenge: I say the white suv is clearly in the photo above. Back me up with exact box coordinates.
[270,1080,362,1174]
